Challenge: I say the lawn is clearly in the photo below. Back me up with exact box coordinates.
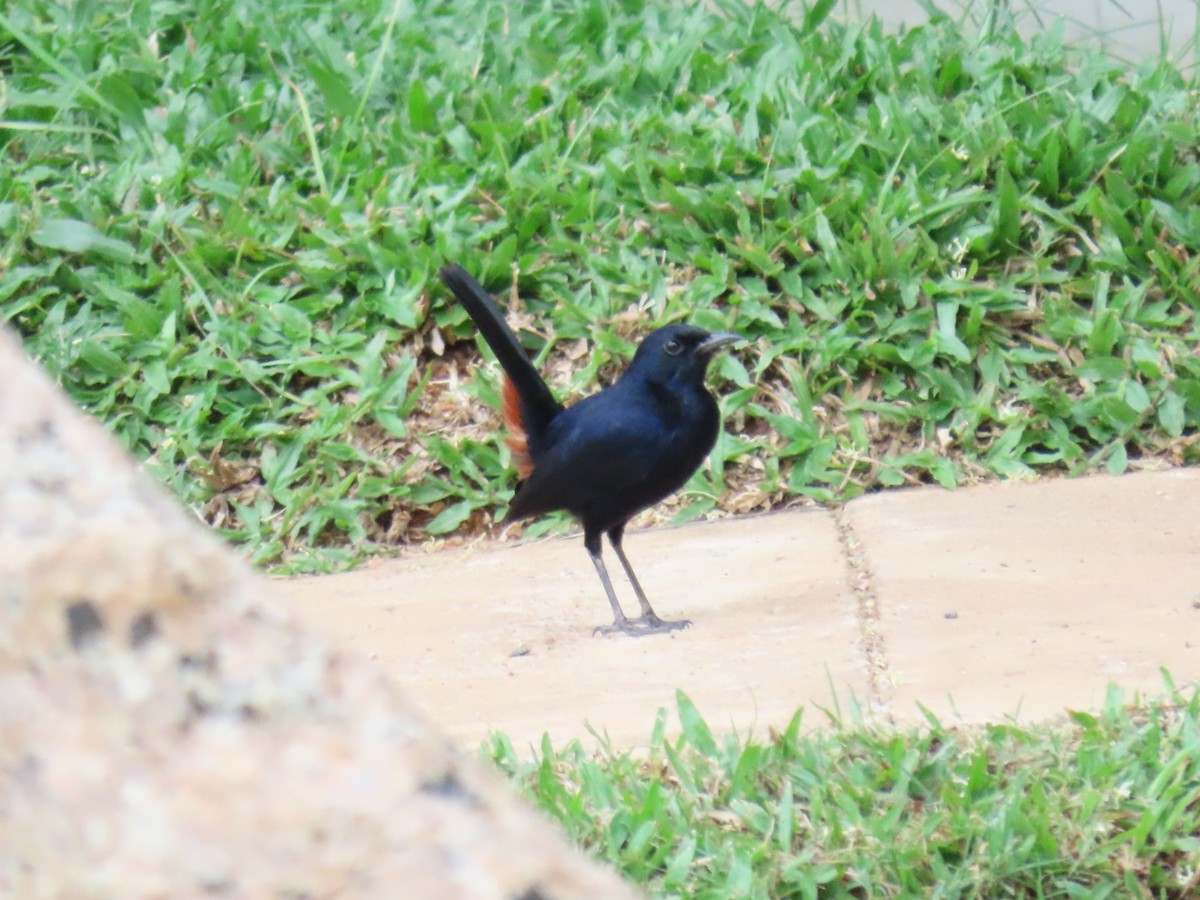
[3,0,1200,894]
[4,0,1198,572]
[491,686,1200,897]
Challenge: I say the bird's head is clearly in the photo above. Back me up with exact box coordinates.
[625,324,742,386]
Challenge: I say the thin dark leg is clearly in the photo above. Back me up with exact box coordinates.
[585,526,643,635]
[608,527,655,618]
[587,542,633,634]
[608,525,692,633]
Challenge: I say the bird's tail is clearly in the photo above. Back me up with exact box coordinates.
[439,264,563,442]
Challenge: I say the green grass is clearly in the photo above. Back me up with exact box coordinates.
[3,0,1199,571]
[490,684,1200,897]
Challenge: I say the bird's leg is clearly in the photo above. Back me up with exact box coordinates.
[586,532,635,635]
[608,526,692,633]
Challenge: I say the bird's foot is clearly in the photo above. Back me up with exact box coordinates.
[592,615,692,637]
[635,613,692,632]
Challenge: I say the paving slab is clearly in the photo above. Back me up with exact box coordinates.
[277,511,862,749]
[846,469,1200,725]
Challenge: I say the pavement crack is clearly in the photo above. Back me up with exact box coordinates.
[831,504,893,722]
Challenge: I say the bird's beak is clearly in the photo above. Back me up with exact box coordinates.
[697,332,743,356]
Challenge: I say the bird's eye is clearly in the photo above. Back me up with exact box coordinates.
[663,339,683,356]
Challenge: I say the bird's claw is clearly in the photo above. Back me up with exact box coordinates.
[637,614,692,632]
[592,616,693,637]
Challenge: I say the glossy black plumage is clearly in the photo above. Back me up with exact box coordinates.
[440,263,739,636]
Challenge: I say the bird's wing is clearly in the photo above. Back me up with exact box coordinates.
[505,397,683,521]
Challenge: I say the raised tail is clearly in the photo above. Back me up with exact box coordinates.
[439,264,563,444]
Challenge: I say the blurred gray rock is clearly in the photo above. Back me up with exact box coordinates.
[0,328,636,899]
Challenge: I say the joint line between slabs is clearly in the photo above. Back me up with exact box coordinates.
[831,505,893,721]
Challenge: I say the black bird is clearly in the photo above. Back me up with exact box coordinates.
[440,264,740,636]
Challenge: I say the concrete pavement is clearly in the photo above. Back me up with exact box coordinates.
[276,468,1200,748]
